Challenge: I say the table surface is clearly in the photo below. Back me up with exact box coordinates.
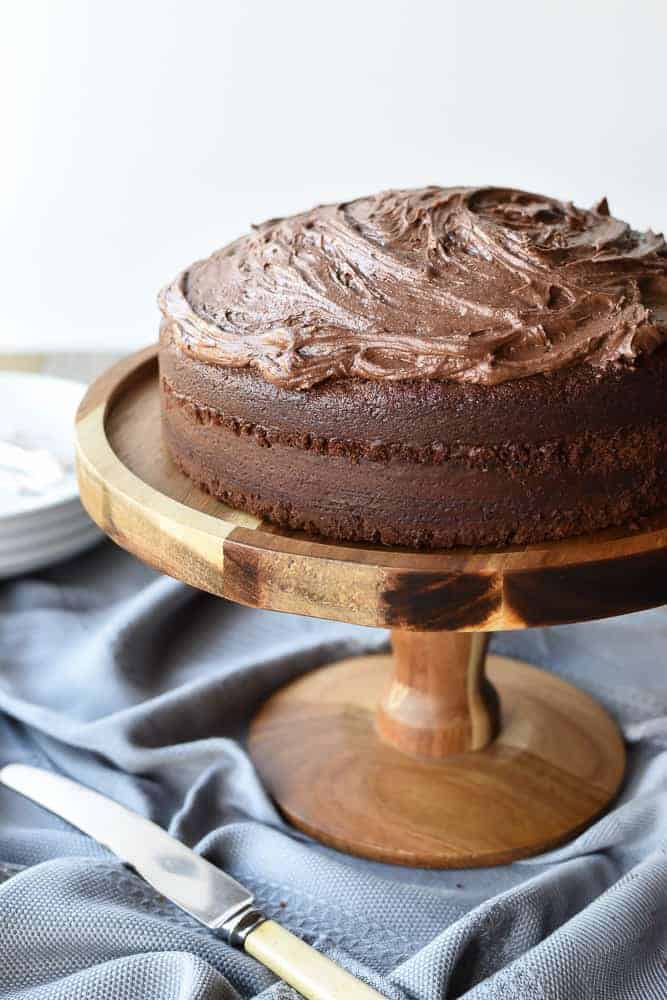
[0,351,121,382]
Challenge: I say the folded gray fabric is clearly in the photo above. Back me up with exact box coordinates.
[0,542,665,999]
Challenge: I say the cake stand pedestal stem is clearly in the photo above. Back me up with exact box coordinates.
[377,630,499,757]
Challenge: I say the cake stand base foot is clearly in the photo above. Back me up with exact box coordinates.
[248,654,625,868]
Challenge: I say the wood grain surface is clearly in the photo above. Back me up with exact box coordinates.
[75,346,667,631]
[248,652,625,867]
[377,631,499,756]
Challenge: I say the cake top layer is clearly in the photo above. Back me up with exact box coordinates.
[161,186,667,390]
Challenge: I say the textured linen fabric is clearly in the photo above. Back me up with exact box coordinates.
[0,541,665,999]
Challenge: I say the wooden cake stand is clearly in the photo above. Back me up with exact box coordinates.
[75,347,667,868]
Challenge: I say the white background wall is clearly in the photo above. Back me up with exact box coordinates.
[1,0,665,351]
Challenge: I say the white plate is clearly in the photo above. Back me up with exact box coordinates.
[0,495,89,536]
[0,497,82,535]
[0,372,85,520]
[0,372,105,577]
[0,509,101,557]
[0,524,102,578]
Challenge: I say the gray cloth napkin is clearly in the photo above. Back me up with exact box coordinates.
[0,541,665,999]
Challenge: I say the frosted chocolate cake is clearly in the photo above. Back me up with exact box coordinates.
[158,186,667,548]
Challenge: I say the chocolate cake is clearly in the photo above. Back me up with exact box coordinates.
[158,186,667,548]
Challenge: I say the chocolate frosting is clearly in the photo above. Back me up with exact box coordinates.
[160,186,667,390]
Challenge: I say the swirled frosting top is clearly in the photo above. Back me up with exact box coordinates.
[160,186,667,390]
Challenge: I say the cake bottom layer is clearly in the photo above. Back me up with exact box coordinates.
[161,384,667,549]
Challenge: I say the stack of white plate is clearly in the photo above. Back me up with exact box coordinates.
[0,372,102,579]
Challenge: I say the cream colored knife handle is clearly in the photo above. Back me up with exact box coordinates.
[244,919,385,999]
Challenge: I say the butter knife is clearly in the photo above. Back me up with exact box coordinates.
[1,764,384,1000]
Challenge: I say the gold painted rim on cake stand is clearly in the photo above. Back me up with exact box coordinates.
[74,346,665,867]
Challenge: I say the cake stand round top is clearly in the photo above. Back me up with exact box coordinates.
[75,346,667,632]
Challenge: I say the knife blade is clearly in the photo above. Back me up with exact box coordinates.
[1,764,385,1000]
